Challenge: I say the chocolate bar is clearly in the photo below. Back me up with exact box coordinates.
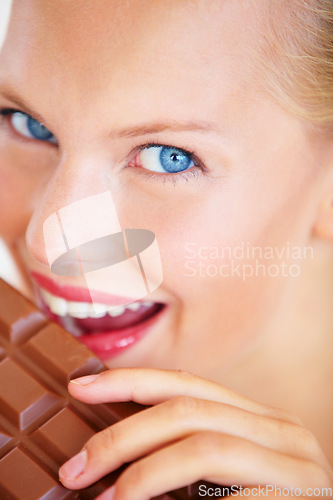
[0,278,225,499]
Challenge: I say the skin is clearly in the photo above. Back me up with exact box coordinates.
[0,0,332,497]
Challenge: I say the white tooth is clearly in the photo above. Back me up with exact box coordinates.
[67,301,91,319]
[42,289,68,317]
[51,296,68,316]
[92,312,107,318]
[89,304,107,318]
[91,303,108,316]
[41,286,137,319]
[69,311,89,319]
[126,302,141,312]
[108,305,126,317]
[41,288,54,306]
[142,301,154,307]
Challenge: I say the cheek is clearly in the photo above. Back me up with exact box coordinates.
[0,169,32,241]
[119,151,318,372]
[0,142,54,242]
[120,160,315,300]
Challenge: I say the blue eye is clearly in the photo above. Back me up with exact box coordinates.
[160,147,193,173]
[135,145,194,174]
[10,111,57,143]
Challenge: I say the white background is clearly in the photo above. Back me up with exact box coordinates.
[0,0,12,49]
[0,0,23,289]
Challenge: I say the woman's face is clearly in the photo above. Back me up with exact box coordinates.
[0,0,326,378]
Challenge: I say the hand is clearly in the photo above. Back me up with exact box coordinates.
[58,368,333,500]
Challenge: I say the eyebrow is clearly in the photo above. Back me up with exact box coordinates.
[0,87,219,139]
[109,121,218,139]
[0,88,46,125]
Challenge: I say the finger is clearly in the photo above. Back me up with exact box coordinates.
[68,368,297,423]
[58,397,326,490]
[100,432,331,500]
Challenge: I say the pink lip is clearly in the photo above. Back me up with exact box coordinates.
[78,309,164,360]
[30,271,133,306]
[32,271,166,360]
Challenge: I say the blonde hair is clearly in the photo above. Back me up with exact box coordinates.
[259,0,333,132]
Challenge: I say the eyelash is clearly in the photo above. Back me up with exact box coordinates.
[0,108,21,117]
[0,108,20,140]
[128,141,206,185]
[0,107,57,146]
[0,108,207,184]
[131,165,201,185]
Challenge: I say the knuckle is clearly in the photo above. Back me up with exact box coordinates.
[167,395,201,421]
[305,461,332,489]
[190,431,222,461]
[260,399,302,424]
[287,423,325,460]
[175,369,194,380]
[91,424,120,458]
[118,460,146,493]
[295,425,318,448]
[264,405,301,424]
[265,418,325,463]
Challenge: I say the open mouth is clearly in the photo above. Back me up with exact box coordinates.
[32,274,165,360]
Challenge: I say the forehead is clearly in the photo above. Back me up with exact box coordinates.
[0,0,266,129]
[6,0,260,49]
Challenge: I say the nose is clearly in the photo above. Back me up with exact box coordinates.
[26,153,117,267]
[26,153,163,307]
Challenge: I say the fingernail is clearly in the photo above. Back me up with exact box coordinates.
[59,449,87,480]
[70,374,100,386]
